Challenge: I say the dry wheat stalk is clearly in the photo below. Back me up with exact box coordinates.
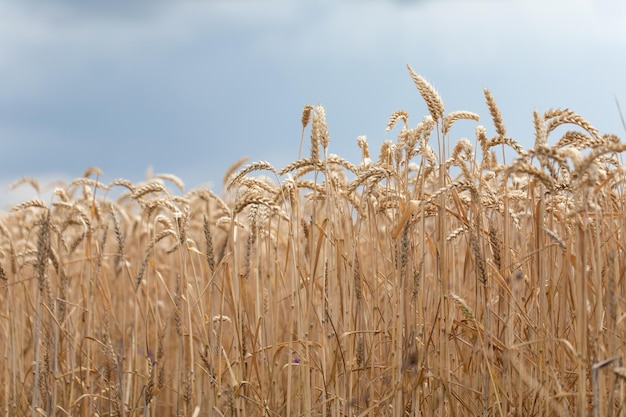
[2,63,626,416]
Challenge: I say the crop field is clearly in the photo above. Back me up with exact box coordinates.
[1,65,626,416]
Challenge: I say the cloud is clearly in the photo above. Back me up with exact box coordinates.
[0,0,624,198]
[242,0,626,69]
[2,0,624,77]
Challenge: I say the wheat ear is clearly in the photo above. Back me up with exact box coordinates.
[407,64,444,121]
[484,88,506,137]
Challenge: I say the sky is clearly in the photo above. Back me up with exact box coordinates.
[1,0,626,208]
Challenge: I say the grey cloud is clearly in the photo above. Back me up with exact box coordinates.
[16,0,173,19]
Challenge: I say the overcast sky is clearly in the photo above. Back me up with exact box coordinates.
[1,0,625,208]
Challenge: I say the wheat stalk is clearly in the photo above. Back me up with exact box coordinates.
[1,64,625,416]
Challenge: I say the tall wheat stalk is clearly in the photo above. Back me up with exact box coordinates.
[1,66,626,416]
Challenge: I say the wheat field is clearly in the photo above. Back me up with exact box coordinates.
[1,65,626,416]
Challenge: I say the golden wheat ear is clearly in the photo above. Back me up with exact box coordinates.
[9,177,41,194]
[484,88,506,137]
[442,111,479,137]
[386,110,410,132]
[299,104,314,159]
[406,64,444,121]
[222,156,249,187]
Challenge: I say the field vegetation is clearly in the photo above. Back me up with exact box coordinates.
[1,65,626,416]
